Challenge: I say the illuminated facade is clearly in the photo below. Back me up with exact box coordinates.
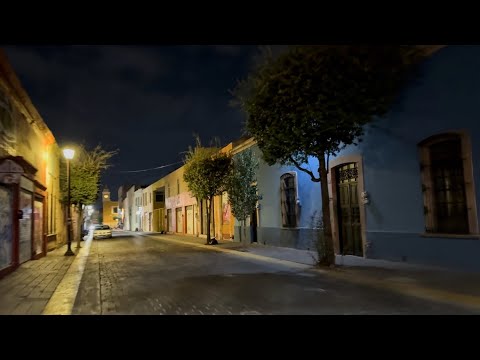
[101,186,119,228]
[0,49,66,277]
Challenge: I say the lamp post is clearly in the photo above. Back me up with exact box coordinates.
[63,148,75,256]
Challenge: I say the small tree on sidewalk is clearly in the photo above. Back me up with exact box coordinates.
[60,145,117,247]
[226,149,259,245]
[183,137,232,245]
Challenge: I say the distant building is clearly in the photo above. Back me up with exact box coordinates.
[162,167,197,236]
[101,186,119,228]
[123,185,136,231]
[117,184,132,228]
[141,181,165,233]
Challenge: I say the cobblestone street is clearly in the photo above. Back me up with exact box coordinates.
[71,232,477,315]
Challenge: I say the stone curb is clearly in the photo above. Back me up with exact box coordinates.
[42,236,93,315]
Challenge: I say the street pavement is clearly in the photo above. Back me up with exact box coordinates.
[1,230,480,315]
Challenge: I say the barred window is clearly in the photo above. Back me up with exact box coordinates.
[419,132,477,234]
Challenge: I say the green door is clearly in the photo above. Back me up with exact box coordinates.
[336,163,363,256]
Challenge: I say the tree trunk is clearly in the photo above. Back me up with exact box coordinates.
[319,155,335,266]
[206,197,211,245]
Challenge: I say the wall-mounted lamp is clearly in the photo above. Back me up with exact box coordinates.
[361,191,370,205]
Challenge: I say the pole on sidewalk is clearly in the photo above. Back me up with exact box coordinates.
[64,156,75,256]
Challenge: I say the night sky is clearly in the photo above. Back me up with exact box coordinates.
[4,45,260,200]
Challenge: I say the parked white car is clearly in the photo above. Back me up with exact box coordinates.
[92,225,113,239]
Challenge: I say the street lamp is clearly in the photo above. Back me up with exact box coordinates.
[63,148,75,256]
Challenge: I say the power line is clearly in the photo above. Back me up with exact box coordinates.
[116,161,183,173]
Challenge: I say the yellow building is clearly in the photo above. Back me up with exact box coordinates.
[102,187,119,228]
[0,49,66,277]
[162,166,198,236]
[212,142,234,240]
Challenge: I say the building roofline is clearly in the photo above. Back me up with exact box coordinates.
[0,49,56,144]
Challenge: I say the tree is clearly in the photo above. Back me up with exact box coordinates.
[60,145,117,246]
[183,137,232,244]
[226,149,259,244]
[232,45,425,266]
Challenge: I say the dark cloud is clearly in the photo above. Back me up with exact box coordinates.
[212,45,245,56]
[4,45,258,196]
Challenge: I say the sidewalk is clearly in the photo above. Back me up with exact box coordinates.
[142,231,480,312]
[0,245,75,315]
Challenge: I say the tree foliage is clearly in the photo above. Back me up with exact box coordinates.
[232,45,425,265]
[183,137,232,243]
[60,145,117,206]
[233,45,424,174]
[60,144,117,244]
[226,149,259,243]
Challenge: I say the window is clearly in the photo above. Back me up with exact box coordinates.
[149,193,152,204]
[177,179,180,195]
[155,192,164,202]
[280,172,298,228]
[112,207,118,214]
[419,132,477,234]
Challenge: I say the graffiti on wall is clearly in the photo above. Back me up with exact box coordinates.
[0,186,13,270]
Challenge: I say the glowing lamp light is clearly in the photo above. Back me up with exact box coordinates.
[63,148,75,160]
